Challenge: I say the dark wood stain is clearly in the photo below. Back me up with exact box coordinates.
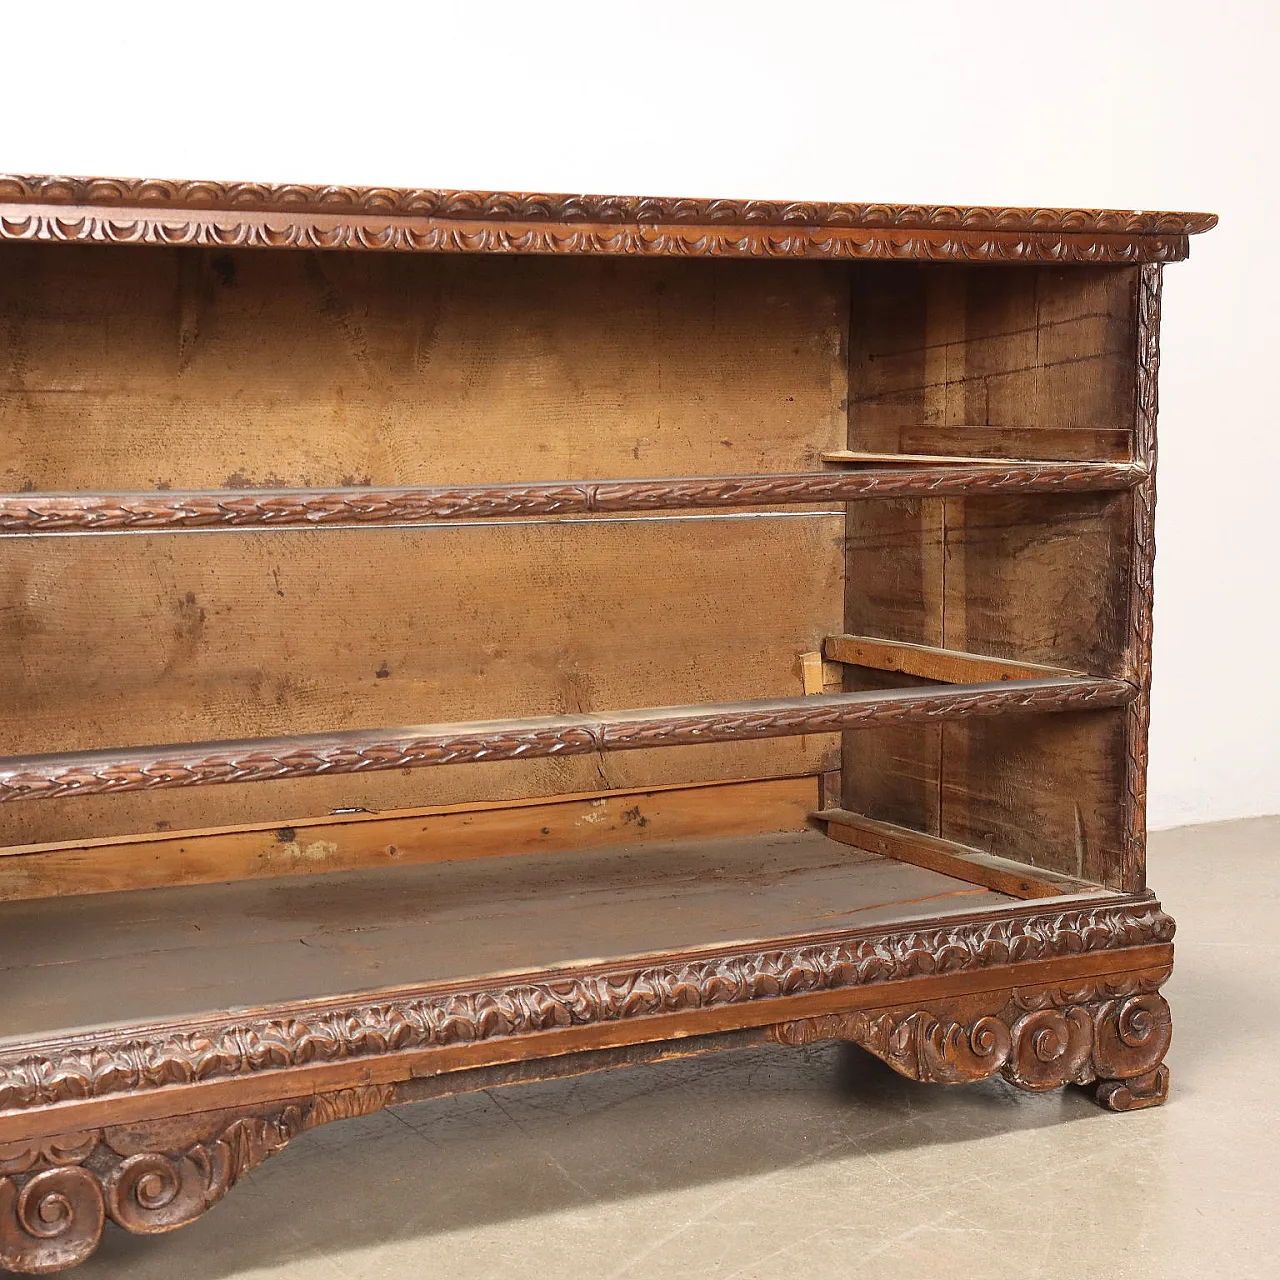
[0,175,1213,1273]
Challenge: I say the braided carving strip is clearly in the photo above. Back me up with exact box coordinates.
[604,679,1133,750]
[1122,264,1162,889]
[0,464,1144,534]
[0,899,1173,1112]
[0,176,1219,236]
[0,678,1134,803]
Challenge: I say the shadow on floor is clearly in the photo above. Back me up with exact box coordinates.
[83,1036,1111,1278]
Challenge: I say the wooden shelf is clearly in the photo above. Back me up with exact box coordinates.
[0,462,1143,534]
[0,676,1134,802]
[0,825,1172,1157]
[0,830,1026,1043]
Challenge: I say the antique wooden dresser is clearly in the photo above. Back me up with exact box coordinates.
[0,176,1214,1272]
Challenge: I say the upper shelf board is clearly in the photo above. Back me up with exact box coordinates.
[0,176,1217,263]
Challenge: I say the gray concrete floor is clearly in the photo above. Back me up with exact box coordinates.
[82,816,1280,1279]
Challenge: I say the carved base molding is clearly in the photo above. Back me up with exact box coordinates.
[0,969,1173,1272]
[769,970,1172,1111]
[0,1086,392,1275]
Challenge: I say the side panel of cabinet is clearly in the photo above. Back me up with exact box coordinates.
[840,263,1146,888]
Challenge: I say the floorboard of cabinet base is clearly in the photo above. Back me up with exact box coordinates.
[0,831,1176,1274]
[1,831,1016,1040]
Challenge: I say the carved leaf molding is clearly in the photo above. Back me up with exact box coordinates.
[0,463,1143,535]
[0,901,1173,1112]
[1122,262,1162,887]
[0,678,1135,803]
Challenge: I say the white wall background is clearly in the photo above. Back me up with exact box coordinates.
[2,2,1274,829]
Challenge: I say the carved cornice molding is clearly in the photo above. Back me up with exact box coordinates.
[0,677,1135,802]
[0,463,1143,535]
[0,176,1215,261]
[0,898,1174,1112]
[0,177,1220,234]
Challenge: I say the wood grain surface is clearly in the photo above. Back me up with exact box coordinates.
[0,776,818,901]
[0,830,1011,1038]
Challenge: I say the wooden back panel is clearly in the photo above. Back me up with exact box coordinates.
[0,246,845,490]
[0,248,847,851]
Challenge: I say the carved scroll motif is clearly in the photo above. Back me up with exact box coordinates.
[0,1086,391,1273]
[770,975,1172,1108]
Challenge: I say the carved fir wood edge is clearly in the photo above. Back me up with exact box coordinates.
[1121,264,1161,891]
[0,1085,392,1274]
[0,678,1135,803]
[0,175,1215,261]
[0,176,1218,234]
[0,463,1145,535]
[769,968,1173,1108]
[0,896,1174,1114]
[0,965,1174,1272]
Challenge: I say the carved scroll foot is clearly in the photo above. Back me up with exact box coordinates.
[0,1085,392,1274]
[769,973,1172,1111]
[1094,1064,1170,1111]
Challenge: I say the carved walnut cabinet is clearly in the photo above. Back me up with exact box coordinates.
[0,176,1214,1272]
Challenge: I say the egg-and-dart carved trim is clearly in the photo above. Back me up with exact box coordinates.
[0,177,1219,235]
[0,896,1174,1113]
[0,176,1214,261]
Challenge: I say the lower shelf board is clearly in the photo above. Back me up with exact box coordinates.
[0,829,1178,1272]
[2,830,1016,1041]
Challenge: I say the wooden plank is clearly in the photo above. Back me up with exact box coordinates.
[896,424,1132,462]
[0,830,1013,1040]
[814,808,1094,899]
[0,676,1135,804]
[0,249,847,493]
[822,449,1051,466]
[0,776,818,901]
[823,634,1085,684]
[0,943,1173,1144]
[846,263,1138,461]
[799,652,825,696]
[0,515,844,844]
[0,461,1142,534]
